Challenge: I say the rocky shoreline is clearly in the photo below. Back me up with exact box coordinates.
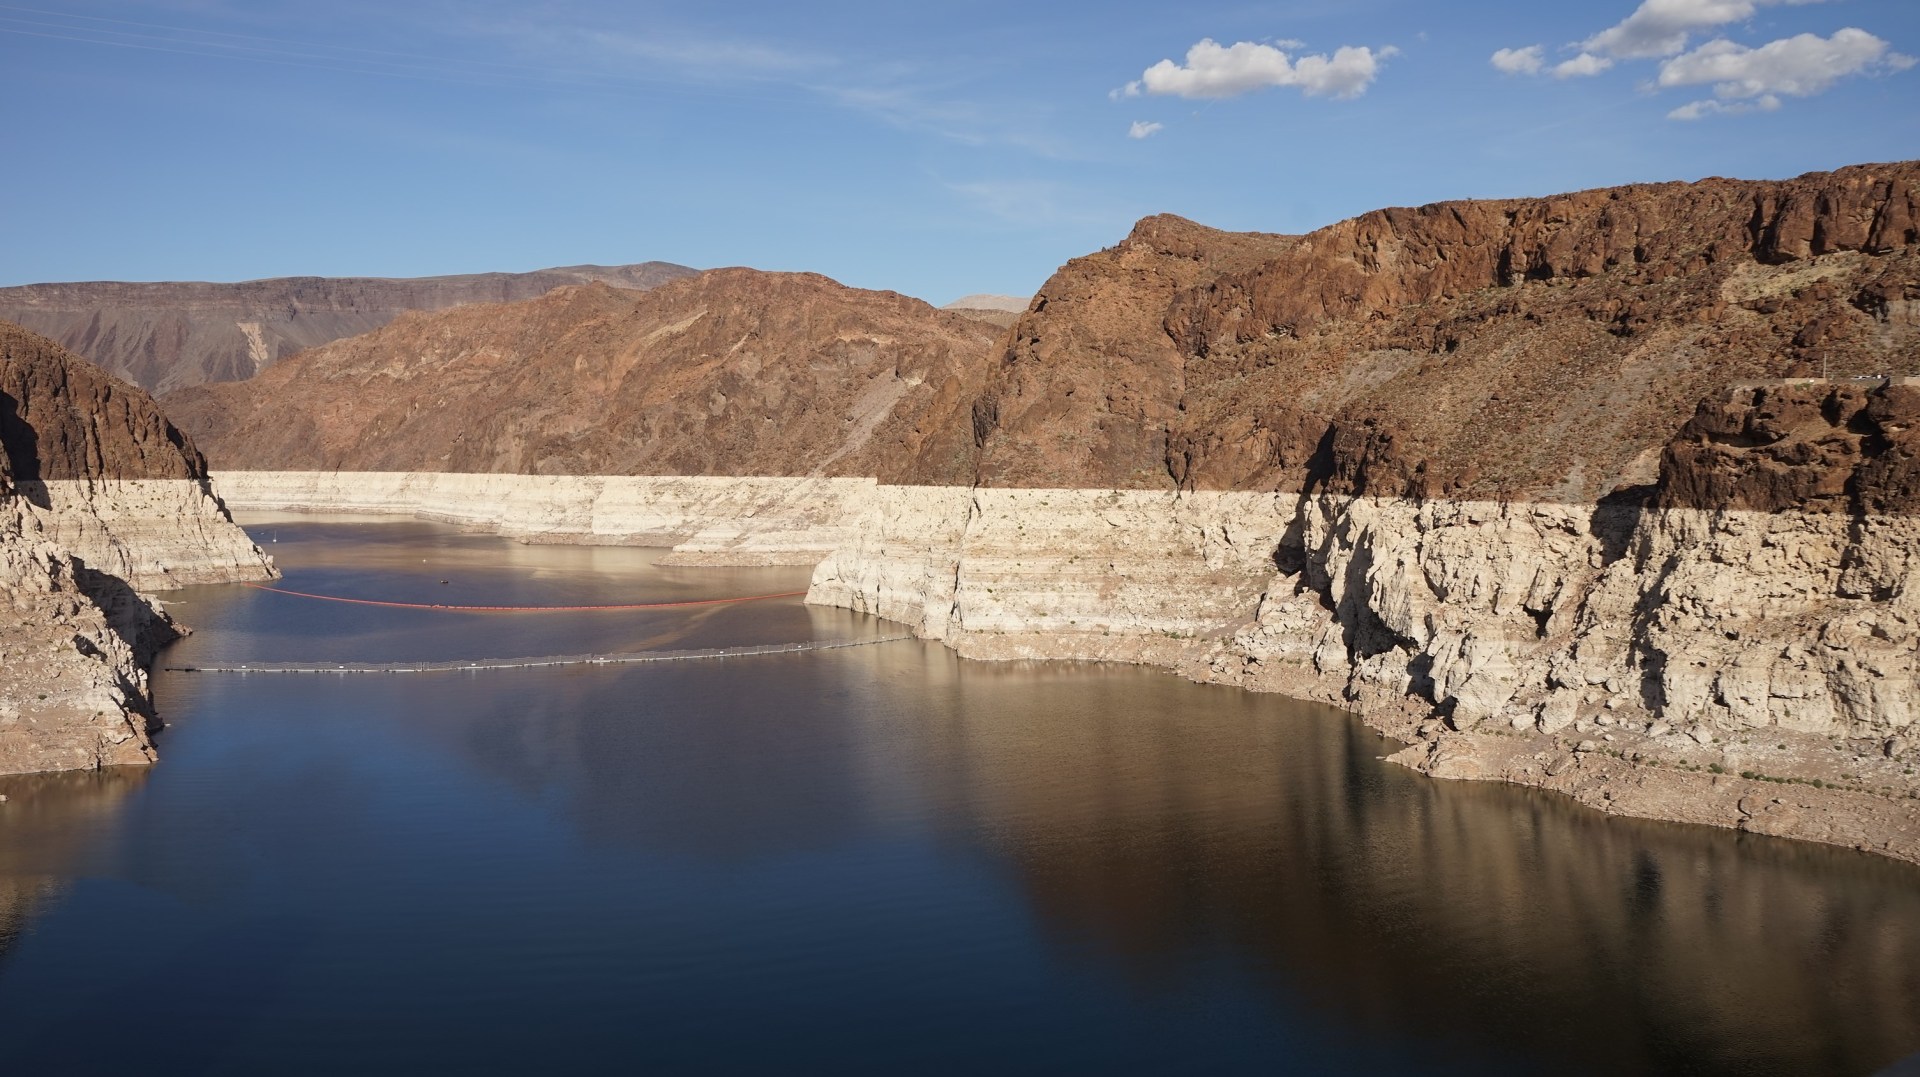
[214,467,1920,866]
[1,323,275,776]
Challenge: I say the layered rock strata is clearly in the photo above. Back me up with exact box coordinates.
[1,322,274,775]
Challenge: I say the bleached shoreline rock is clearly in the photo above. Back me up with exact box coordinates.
[209,467,1920,862]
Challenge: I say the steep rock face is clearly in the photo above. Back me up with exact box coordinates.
[1,322,274,589]
[165,270,1003,486]
[1658,381,1920,514]
[0,496,167,774]
[810,486,1290,661]
[974,161,1920,501]
[0,262,696,393]
[0,322,273,775]
[1,321,203,482]
[806,468,1920,860]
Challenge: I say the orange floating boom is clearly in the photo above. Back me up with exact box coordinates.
[242,582,807,613]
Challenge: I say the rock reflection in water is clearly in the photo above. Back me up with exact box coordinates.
[877,651,1920,1076]
[0,768,149,969]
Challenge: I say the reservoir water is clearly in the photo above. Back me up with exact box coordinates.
[3,515,1919,1075]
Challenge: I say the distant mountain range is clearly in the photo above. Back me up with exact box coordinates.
[163,269,1003,483]
[943,294,1029,312]
[941,294,1030,328]
[0,262,696,393]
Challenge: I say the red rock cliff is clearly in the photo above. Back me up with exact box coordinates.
[973,161,1920,501]
[1,321,210,482]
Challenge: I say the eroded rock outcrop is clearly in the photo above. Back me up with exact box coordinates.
[806,436,1920,860]
[0,321,274,775]
[966,161,1920,502]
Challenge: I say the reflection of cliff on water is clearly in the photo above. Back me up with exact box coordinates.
[0,768,148,970]
[450,637,873,860]
[885,655,1920,1077]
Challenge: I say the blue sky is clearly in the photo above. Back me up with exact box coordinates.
[3,1,1915,304]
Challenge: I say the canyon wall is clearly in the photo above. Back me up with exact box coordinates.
[217,415,1920,862]
[808,381,1920,858]
[174,162,1920,859]
[0,491,167,774]
[0,322,275,775]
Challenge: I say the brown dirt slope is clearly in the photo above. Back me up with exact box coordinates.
[1,321,210,482]
[164,269,1002,485]
[969,160,1919,500]
[0,262,696,394]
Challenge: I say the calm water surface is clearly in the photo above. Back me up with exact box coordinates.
[2,514,1919,1075]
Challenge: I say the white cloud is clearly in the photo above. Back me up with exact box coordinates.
[1584,0,1827,60]
[1553,52,1615,77]
[1667,93,1782,118]
[1127,120,1164,139]
[1658,27,1914,100]
[1491,45,1545,75]
[1494,3,1912,119]
[1128,38,1393,100]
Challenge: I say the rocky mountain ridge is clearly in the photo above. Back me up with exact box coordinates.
[968,161,1919,498]
[0,261,695,394]
[164,269,1003,484]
